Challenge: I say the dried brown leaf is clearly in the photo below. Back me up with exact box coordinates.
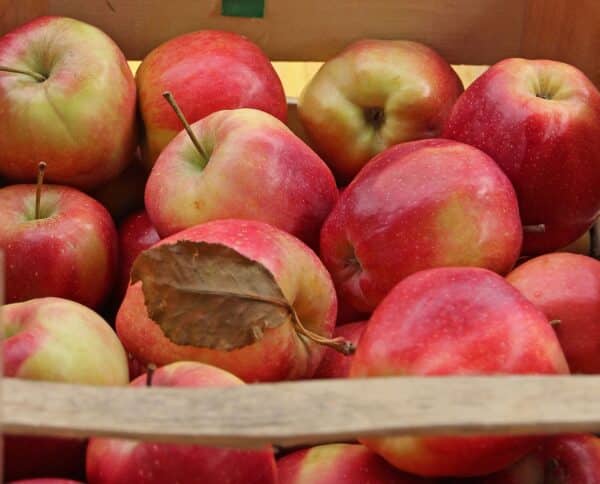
[131,241,292,351]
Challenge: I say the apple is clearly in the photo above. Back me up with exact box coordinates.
[507,252,600,373]
[443,58,600,254]
[320,139,522,313]
[0,16,136,189]
[8,480,85,484]
[90,159,147,222]
[116,219,341,382]
[350,267,569,477]
[2,297,129,481]
[116,210,160,302]
[314,321,365,379]
[144,107,338,247]
[277,443,433,483]
[0,181,118,309]
[136,29,287,169]
[86,361,277,484]
[478,434,600,483]
[298,39,463,183]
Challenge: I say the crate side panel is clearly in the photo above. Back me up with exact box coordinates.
[521,0,600,86]
[1,0,528,62]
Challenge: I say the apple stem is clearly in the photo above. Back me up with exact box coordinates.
[146,363,157,387]
[0,66,47,82]
[162,91,209,168]
[35,162,47,220]
[550,319,562,327]
[290,307,356,356]
[523,224,546,233]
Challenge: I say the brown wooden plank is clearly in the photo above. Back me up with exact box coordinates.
[521,0,600,85]
[4,376,600,448]
[0,0,46,35]
[0,0,527,63]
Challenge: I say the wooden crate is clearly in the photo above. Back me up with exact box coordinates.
[2,0,600,453]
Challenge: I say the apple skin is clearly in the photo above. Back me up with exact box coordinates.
[350,267,569,477]
[116,219,337,382]
[8,480,85,484]
[443,58,600,254]
[320,139,522,313]
[298,39,463,183]
[116,210,160,302]
[277,443,434,484]
[0,16,136,189]
[0,184,118,309]
[313,321,365,379]
[507,253,600,373]
[477,434,600,483]
[144,108,338,248]
[136,29,287,168]
[2,297,129,481]
[86,361,277,484]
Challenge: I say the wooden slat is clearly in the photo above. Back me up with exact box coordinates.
[0,0,46,35]
[0,0,527,63]
[4,376,600,448]
[521,0,600,85]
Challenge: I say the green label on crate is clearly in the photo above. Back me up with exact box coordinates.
[222,0,265,18]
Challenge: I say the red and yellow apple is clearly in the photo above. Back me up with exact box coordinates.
[298,39,463,182]
[507,252,600,373]
[350,267,569,477]
[444,58,600,254]
[0,184,118,309]
[136,30,287,168]
[2,297,129,481]
[320,139,522,312]
[117,219,338,382]
[0,16,137,189]
[144,108,338,248]
[277,443,433,483]
[86,361,277,484]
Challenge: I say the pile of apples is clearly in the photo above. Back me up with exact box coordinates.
[1,14,600,484]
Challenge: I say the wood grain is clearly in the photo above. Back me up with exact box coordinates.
[521,0,600,85]
[0,0,527,63]
[4,376,600,447]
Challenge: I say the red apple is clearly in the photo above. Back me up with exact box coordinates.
[8,480,85,484]
[116,219,339,382]
[0,183,118,309]
[298,39,463,183]
[444,58,600,254]
[116,210,160,302]
[507,253,600,373]
[86,361,277,484]
[314,321,365,379]
[350,267,569,477]
[479,434,600,483]
[277,443,433,483]
[136,30,287,168]
[320,139,522,312]
[144,108,338,247]
[0,16,136,189]
[90,159,147,222]
[2,297,129,481]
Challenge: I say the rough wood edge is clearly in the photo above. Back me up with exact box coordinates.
[4,376,600,448]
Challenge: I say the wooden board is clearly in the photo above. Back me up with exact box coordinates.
[4,376,600,448]
[1,0,528,62]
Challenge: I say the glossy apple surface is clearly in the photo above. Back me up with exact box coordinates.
[298,39,463,182]
[117,219,337,382]
[0,16,136,189]
[320,139,522,312]
[444,58,600,254]
[278,443,434,483]
[86,361,277,484]
[350,267,569,477]
[144,108,338,248]
[0,184,118,308]
[137,30,286,168]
